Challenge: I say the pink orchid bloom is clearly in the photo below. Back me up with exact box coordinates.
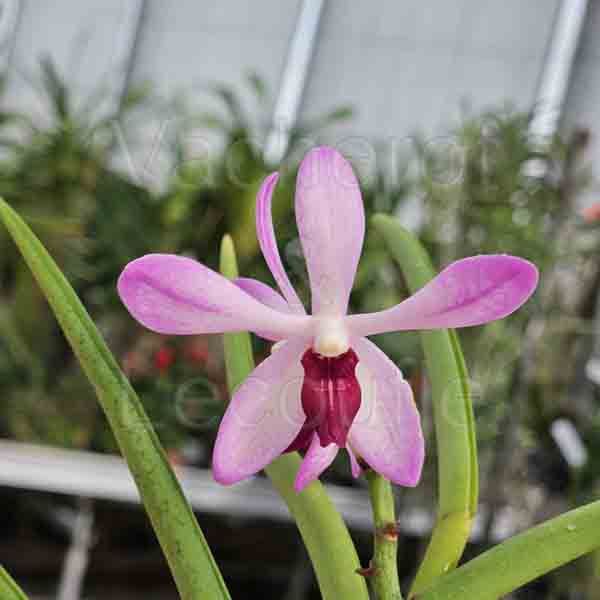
[118,146,538,492]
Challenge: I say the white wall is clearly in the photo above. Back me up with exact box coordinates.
[302,1,560,141]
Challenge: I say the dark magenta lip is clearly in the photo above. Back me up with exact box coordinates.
[286,348,361,452]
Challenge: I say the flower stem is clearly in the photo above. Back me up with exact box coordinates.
[220,235,369,600]
[366,471,403,600]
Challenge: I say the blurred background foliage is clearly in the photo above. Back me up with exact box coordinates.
[1,58,600,598]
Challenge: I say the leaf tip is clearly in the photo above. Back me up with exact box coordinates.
[219,234,239,280]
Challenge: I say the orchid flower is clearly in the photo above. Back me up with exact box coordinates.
[118,146,538,492]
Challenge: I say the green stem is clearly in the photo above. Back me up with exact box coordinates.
[266,456,369,600]
[219,235,369,600]
[0,566,29,600]
[366,472,403,600]
[415,500,600,600]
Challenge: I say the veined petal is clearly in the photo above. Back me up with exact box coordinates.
[213,338,307,485]
[295,146,365,316]
[234,277,294,342]
[349,337,424,487]
[118,254,310,339]
[294,433,339,492]
[256,173,305,314]
[235,277,293,313]
[347,255,538,337]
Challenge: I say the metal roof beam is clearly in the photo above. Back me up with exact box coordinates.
[264,0,324,165]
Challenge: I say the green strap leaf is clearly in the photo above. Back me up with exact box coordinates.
[415,500,600,599]
[0,199,230,600]
[371,214,478,596]
[219,235,369,600]
[0,566,29,600]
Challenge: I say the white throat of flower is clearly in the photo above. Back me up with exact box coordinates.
[313,317,350,357]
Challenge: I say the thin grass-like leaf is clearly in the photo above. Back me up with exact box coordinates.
[0,199,230,600]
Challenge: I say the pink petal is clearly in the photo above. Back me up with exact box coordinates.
[118,254,310,338]
[347,446,362,479]
[294,433,339,492]
[256,173,305,314]
[295,146,365,316]
[234,277,294,341]
[349,337,424,487]
[234,277,293,313]
[213,339,307,485]
[347,255,538,337]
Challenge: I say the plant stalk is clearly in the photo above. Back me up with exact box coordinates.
[366,471,403,600]
[219,235,369,600]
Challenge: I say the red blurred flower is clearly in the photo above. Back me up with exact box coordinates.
[154,346,176,374]
[582,203,600,223]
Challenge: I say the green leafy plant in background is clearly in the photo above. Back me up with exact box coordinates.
[0,57,162,453]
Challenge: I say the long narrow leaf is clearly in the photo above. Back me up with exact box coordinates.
[0,566,29,600]
[0,199,230,600]
[372,214,478,596]
[416,500,600,599]
[219,235,369,600]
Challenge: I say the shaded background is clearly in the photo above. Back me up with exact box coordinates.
[0,1,600,599]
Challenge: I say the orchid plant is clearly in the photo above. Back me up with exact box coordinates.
[1,145,600,600]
